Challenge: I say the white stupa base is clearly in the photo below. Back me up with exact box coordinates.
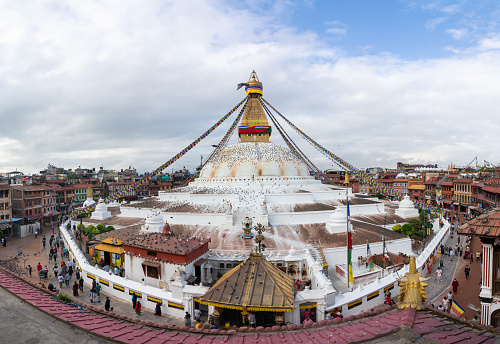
[395,208,419,219]
[91,211,112,221]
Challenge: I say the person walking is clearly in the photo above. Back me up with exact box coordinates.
[73,281,79,296]
[436,267,443,283]
[184,312,191,327]
[105,297,111,312]
[194,308,201,322]
[57,274,64,288]
[154,302,162,316]
[53,265,59,278]
[95,283,101,303]
[452,278,459,293]
[470,253,474,264]
[79,277,84,292]
[465,265,471,279]
[132,293,138,310]
[42,236,46,249]
[65,272,70,286]
[442,296,450,313]
[135,301,142,315]
[27,265,32,277]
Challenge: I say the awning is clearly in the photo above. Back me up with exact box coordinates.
[25,215,41,221]
[0,223,12,229]
[453,203,460,205]
[141,261,161,267]
[443,200,452,204]
[12,218,23,222]
[299,302,317,309]
[94,243,124,254]
[194,258,208,266]
[469,206,478,210]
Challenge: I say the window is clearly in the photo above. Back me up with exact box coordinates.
[147,251,157,257]
[146,265,159,279]
[219,263,225,269]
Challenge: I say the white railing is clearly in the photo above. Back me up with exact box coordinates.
[327,217,450,316]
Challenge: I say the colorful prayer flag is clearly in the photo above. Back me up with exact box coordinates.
[451,300,464,316]
[347,200,353,283]
[367,241,375,271]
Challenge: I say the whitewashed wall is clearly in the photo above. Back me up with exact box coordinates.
[62,220,208,317]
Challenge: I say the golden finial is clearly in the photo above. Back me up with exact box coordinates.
[397,256,429,310]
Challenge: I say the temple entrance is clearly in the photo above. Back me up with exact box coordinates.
[491,309,500,327]
[255,311,277,327]
[220,309,244,327]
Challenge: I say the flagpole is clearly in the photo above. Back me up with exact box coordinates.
[345,172,351,290]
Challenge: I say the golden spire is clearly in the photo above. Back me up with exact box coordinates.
[86,185,93,198]
[238,71,271,143]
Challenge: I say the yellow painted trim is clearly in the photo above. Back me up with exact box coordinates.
[147,296,162,304]
[168,302,184,310]
[129,291,142,298]
[195,299,293,312]
[348,299,362,309]
[367,291,379,301]
[113,284,125,292]
[384,284,394,292]
[98,278,109,286]
[87,273,95,280]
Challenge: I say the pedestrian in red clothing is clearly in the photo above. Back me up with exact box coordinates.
[37,262,42,272]
[452,278,459,293]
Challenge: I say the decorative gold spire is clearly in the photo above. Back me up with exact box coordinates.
[86,186,93,198]
[238,71,271,143]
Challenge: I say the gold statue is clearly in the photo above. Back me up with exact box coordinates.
[397,256,428,310]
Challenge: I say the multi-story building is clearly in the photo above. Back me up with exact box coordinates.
[0,184,12,235]
[424,176,439,204]
[108,182,137,202]
[482,185,500,209]
[392,178,410,195]
[408,182,425,203]
[440,181,454,208]
[12,185,45,224]
[41,185,58,225]
[73,184,91,205]
[453,179,473,212]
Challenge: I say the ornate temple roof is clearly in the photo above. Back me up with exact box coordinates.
[458,206,500,237]
[197,252,295,312]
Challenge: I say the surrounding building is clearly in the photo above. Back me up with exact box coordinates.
[0,183,13,235]
[458,207,500,326]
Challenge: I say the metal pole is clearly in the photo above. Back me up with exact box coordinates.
[381,235,386,278]
[346,174,349,290]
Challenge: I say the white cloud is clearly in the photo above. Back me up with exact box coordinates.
[446,28,468,40]
[425,16,446,29]
[326,27,347,35]
[0,0,499,175]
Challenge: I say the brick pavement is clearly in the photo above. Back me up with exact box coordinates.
[0,224,183,327]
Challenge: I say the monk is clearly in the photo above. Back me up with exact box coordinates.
[73,281,79,296]
[452,278,459,294]
[135,301,142,315]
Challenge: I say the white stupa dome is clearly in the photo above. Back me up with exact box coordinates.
[95,199,107,212]
[143,209,165,233]
[199,142,309,178]
[395,195,419,219]
[326,208,347,234]
[83,198,95,208]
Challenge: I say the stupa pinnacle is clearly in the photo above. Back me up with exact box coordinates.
[238,71,271,143]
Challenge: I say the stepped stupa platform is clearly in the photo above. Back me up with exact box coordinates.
[115,71,413,255]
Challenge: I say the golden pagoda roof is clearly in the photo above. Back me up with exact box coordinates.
[197,253,295,312]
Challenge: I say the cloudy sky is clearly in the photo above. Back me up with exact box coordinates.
[1,0,500,175]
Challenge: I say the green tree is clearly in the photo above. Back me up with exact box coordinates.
[96,223,106,232]
[408,218,422,231]
[402,223,415,236]
[392,224,402,233]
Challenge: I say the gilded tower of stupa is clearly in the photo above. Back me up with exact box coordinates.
[238,71,272,143]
